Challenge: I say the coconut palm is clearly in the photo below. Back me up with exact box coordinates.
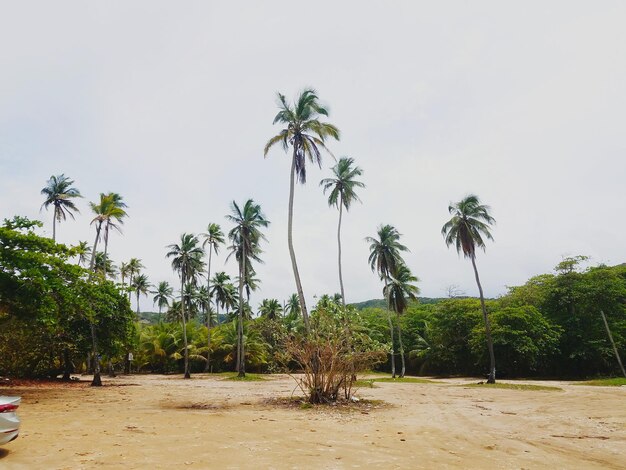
[201,223,224,372]
[285,293,301,318]
[226,199,269,377]
[166,233,205,378]
[132,273,151,316]
[152,281,173,323]
[211,272,234,323]
[126,258,144,303]
[320,157,365,306]
[88,193,127,277]
[384,264,420,378]
[93,251,117,278]
[73,241,91,267]
[40,174,82,241]
[366,224,409,378]
[264,89,340,332]
[259,298,282,320]
[442,194,497,383]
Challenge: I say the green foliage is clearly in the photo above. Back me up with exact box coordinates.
[463,383,562,391]
[575,377,626,386]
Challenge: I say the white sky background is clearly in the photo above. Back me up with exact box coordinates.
[1,1,625,312]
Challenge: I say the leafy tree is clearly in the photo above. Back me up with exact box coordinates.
[166,233,205,378]
[152,281,173,322]
[442,194,497,383]
[264,89,340,332]
[226,199,269,377]
[384,263,420,377]
[201,223,224,372]
[259,298,282,320]
[40,174,82,241]
[320,157,365,307]
[366,224,409,377]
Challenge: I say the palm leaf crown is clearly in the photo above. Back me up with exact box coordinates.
[166,233,205,284]
[441,194,495,258]
[366,224,409,280]
[264,88,340,184]
[320,157,365,210]
[41,174,82,221]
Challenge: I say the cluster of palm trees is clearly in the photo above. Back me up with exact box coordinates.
[39,88,499,383]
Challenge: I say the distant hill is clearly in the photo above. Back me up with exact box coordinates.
[350,297,454,310]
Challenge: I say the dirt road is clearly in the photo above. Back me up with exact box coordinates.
[1,374,625,469]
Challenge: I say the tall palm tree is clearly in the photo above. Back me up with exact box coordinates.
[88,193,127,276]
[285,293,301,318]
[259,298,282,320]
[384,264,420,378]
[93,251,117,278]
[264,89,340,332]
[152,281,173,323]
[73,241,91,267]
[132,273,151,316]
[101,193,127,279]
[320,157,365,306]
[366,224,409,378]
[201,223,224,372]
[40,174,82,241]
[226,199,269,377]
[210,272,234,323]
[166,233,205,378]
[442,194,497,383]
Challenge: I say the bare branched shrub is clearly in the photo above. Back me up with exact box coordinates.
[284,304,386,404]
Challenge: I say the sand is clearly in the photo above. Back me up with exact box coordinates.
[1,373,625,469]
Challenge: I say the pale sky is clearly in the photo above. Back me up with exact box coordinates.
[1,1,625,312]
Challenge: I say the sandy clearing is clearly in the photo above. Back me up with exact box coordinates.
[1,374,625,469]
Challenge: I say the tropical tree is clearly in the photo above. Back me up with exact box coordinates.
[152,281,173,323]
[259,299,283,320]
[88,193,128,277]
[366,224,409,378]
[166,233,205,378]
[93,251,117,278]
[285,293,301,318]
[201,223,224,372]
[320,157,365,306]
[73,241,91,267]
[226,199,269,377]
[384,264,420,377]
[211,272,237,322]
[442,194,497,383]
[264,89,340,332]
[126,258,144,303]
[132,273,151,316]
[40,174,82,241]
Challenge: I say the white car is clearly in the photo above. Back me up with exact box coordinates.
[0,396,20,445]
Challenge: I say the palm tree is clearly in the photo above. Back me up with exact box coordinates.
[285,293,301,318]
[73,241,91,267]
[201,223,224,372]
[40,174,82,241]
[152,281,173,323]
[93,251,117,278]
[384,264,420,378]
[88,193,128,277]
[166,233,205,378]
[126,258,144,303]
[442,194,497,383]
[132,273,151,316]
[264,89,340,332]
[211,272,234,324]
[366,224,409,378]
[320,157,365,306]
[259,299,282,320]
[226,199,269,377]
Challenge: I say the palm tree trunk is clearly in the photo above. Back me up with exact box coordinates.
[204,248,213,372]
[52,209,57,242]
[287,153,310,333]
[470,254,496,384]
[600,310,626,378]
[102,225,109,280]
[136,291,140,316]
[337,199,346,307]
[385,276,396,378]
[237,249,246,378]
[88,221,103,387]
[181,274,190,379]
[394,296,406,378]
[88,222,102,271]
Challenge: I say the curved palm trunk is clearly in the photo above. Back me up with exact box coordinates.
[237,249,246,377]
[288,153,310,333]
[393,298,406,378]
[181,274,190,379]
[337,200,346,307]
[102,225,110,280]
[470,254,496,383]
[52,208,57,242]
[600,310,626,378]
[204,248,214,372]
[88,221,103,386]
[385,276,396,378]
[136,291,140,317]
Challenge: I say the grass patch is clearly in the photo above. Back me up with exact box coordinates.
[463,382,562,391]
[354,379,376,388]
[222,373,265,381]
[575,377,626,387]
[372,377,434,384]
[267,396,388,412]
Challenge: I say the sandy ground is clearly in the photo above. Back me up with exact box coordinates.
[1,373,625,470]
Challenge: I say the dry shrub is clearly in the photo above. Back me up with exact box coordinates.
[284,305,386,404]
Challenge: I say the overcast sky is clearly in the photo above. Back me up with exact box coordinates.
[1,1,625,312]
